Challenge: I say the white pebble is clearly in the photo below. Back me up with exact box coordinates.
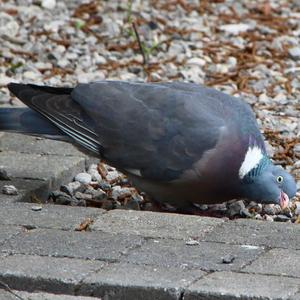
[42,0,56,10]
[219,23,253,35]
[74,173,92,185]
[87,164,102,182]
[186,57,206,67]
[31,206,42,211]
[106,170,120,182]
[2,185,18,195]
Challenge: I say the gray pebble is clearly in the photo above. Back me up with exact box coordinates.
[87,164,102,182]
[85,186,107,201]
[227,200,245,217]
[74,191,92,200]
[111,186,132,200]
[294,202,300,215]
[123,196,141,210]
[106,170,120,183]
[263,204,276,215]
[273,214,291,222]
[61,181,84,196]
[52,193,72,205]
[288,47,300,60]
[294,143,300,154]
[98,181,111,191]
[222,254,235,264]
[0,169,10,180]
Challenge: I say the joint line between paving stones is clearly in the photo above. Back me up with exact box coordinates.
[229,270,300,280]
[199,238,297,251]
[0,227,23,248]
[0,279,26,300]
[8,176,47,182]
[8,150,86,158]
[74,261,111,296]
[117,236,148,259]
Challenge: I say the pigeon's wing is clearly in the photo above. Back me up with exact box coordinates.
[71,81,226,181]
[7,83,103,154]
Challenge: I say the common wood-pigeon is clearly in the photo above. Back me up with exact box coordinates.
[2,81,297,209]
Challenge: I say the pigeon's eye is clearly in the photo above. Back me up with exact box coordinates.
[276,176,284,183]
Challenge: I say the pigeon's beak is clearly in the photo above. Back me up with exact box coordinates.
[279,191,289,209]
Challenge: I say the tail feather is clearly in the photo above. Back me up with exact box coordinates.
[0,107,67,139]
[8,83,73,98]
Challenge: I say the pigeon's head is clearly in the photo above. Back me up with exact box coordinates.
[239,147,297,208]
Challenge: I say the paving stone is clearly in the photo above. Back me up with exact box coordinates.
[203,219,300,249]
[0,178,49,203]
[0,289,16,300]
[124,238,264,271]
[0,202,104,230]
[184,271,300,300]
[0,228,144,261]
[79,262,206,300]
[0,151,86,190]
[0,133,86,157]
[243,248,300,278]
[17,291,100,300]
[91,209,224,240]
[0,254,105,295]
[0,226,22,246]
[290,293,300,300]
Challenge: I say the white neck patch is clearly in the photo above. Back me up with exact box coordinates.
[239,146,263,179]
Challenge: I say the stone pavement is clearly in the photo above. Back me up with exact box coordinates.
[0,133,299,300]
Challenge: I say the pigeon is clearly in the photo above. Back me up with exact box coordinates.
[1,81,297,210]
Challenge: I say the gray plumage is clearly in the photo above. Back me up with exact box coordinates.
[3,81,297,209]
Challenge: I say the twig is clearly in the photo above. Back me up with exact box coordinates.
[132,22,147,65]
[0,279,26,300]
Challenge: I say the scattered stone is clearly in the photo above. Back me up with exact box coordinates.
[240,208,253,218]
[106,170,121,183]
[294,144,300,154]
[111,186,132,200]
[219,23,253,35]
[74,173,92,185]
[74,192,93,201]
[185,239,200,246]
[263,204,276,215]
[31,205,42,211]
[294,202,300,215]
[123,196,141,210]
[2,185,18,195]
[288,47,300,60]
[0,12,19,37]
[227,200,245,217]
[254,214,263,220]
[61,181,84,196]
[85,187,107,201]
[87,164,102,182]
[0,168,10,180]
[273,215,291,222]
[98,181,111,191]
[263,215,274,222]
[222,254,235,264]
[49,191,73,205]
[41,0,56,10]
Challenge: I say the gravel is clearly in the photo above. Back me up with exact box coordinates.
[1,0,299,223]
